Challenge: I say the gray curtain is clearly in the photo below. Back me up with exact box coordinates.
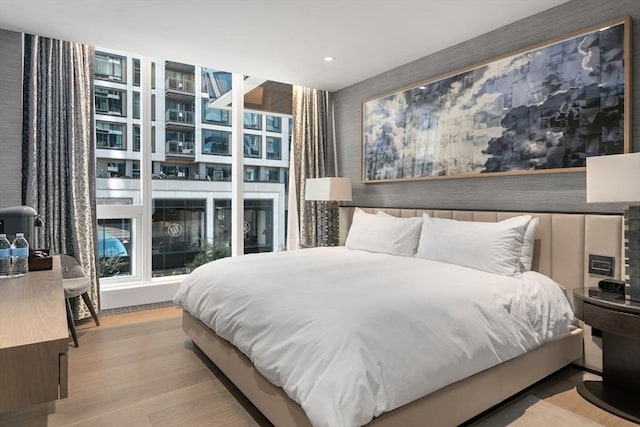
[22,34,99,318]
[288,86,330,248]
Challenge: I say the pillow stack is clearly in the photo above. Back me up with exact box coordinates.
[345,208,539,276]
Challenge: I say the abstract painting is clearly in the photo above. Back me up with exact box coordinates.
[362,18,629,182]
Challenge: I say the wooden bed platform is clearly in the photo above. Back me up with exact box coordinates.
[182,208,623,426]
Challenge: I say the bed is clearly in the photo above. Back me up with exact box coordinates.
[175,208,623,427]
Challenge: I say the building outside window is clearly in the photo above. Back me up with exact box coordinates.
[202,101,230,125]
[245,166,258,182]
[206,164,231,181]
[266,115,281,132]
[133,92,140,119]
[96,121,125,149]
[152,199,206,276]
[95,87,125,116]
[263,167,280,182]
[166,100,194,124]
[244,134,261,158]
[94,48,292,295]
[160,164,191,179]
[213,199,273,254]
[202,129,231,155]
[133,125,156,152]
[266,136,281,160]
[95,52,125,82]
[244,112,261,130]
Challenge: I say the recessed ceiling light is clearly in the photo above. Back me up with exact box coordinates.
[323,56,335,62]
[419,86,427,90]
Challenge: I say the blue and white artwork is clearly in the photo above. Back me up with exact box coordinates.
[362,20,628,182]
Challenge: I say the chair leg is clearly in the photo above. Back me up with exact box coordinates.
[65,298,79,348]
[81,292,100,326]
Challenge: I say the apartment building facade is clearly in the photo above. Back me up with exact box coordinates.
[94,49,291,278]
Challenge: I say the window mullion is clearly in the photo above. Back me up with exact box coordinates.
[140,57,153,281]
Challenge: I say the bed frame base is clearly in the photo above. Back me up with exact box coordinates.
[183,311,582,427]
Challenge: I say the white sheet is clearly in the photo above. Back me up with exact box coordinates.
[173,247,575,427]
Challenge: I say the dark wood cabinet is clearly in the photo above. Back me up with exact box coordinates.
[573,288,640,423]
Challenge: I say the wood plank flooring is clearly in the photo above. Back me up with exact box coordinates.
[0,307,635,426]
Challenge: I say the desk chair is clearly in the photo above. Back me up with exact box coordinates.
[60,255,100,347]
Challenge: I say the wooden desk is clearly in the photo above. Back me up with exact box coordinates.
[0,256,68,412]
[573,287,640,424]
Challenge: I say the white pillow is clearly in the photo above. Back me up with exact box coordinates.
[345,208,422,257]
[520,217,539,271]
[416,214,531,276]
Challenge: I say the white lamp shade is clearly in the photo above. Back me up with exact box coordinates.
[305,177,352,202]
[586,152,640,203]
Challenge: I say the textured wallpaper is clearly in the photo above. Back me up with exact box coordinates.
[333,0,639,213]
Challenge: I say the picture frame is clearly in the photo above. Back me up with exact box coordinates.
[361,17,631,183]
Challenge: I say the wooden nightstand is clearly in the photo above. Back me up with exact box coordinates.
[573,287,640,423]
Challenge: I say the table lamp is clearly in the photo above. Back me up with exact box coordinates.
[305,177,352,246]
[586,152,640,302]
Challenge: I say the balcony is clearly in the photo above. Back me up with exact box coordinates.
[165,108,195,128]
[166,77,195,95]
[166,140,195,160]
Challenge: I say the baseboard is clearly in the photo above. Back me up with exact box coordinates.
[100,280,181,310]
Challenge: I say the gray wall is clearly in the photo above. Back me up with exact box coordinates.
[0,29,23,209]
[333,0,640,213]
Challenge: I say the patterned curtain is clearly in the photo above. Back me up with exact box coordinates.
[22,34,99,318]
[287,86,330,249]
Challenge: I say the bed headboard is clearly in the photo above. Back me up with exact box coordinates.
[338,207,623,294]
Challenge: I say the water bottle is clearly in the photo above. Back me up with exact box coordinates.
[11,233,29,277]
[0,234,11,278]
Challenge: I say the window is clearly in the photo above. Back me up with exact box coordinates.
[202,130,231,155]
[98,218,132,277]
[132,161,140,179]
[266,115,281,132]
[96,121,125,149]
[202,100,230,125]
[159,164,191,179]
[135,60,156,88]
[133,125,156,152]
[166,100,194,124]
[95,52,125,82]
[166,70,195,93]
[95,87,125,116]
[151,199,206,276]
[244,134,261,158]
[213,199,273,254]
[166,131,195,155]
[266,136,281,160]
[133,58,140,86]
[206,164,231,181]
[245,166,258,182]
[202,68,232,99]
[133,92,140,119]
[263,167,280,182]
[244,112,261,130]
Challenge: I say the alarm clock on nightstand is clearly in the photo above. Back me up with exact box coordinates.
[598,279,626,296]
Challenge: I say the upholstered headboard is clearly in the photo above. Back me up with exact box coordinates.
[339,208,624,295]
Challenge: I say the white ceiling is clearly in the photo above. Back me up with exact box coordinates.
[0,0,570,91]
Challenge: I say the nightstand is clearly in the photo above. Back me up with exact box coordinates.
[573,287,640,423]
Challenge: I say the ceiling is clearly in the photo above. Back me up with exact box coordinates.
[0,0,570,91]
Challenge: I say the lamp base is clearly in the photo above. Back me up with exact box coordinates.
[317,201,339,247]
[625,206,640,302]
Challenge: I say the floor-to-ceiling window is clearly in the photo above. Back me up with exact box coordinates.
[94,49,292,288]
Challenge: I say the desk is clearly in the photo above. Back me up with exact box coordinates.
[573,287,640,423]
[0,256,68,412]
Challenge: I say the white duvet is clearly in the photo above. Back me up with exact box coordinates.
[173,247,575,427]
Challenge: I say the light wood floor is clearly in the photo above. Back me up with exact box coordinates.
[0,307,635,427]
